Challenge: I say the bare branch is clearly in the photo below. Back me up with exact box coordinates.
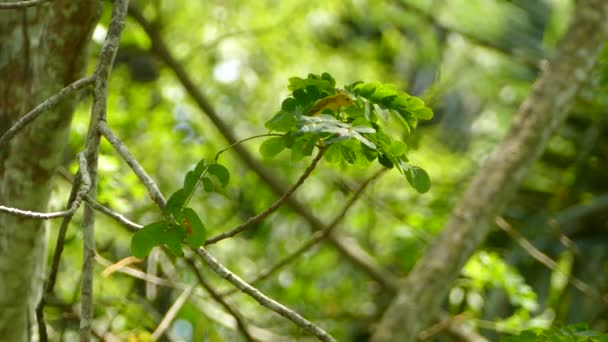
[95,254,187,289]
[0,75,95,149]
[0,153,90,222]
[86,197,143,231]
[97,121,167,210]
[392,0,541,69]
[57,166,144,231]
[186,258,254,341]
[79,0,130,340]
[495,217,603,302]
[205,147,326,245]
[0,0,52,9]
[196,247,337,342]
[223,169,385,296]
[151,285,196,340]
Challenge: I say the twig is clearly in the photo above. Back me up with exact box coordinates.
[57,166,144,231]
[0,75,95,149]
[86,197,143,231]
[151,285,196,340]
[222,169,385,297]
[79,0,129,340]
[95,254,187,289]
[495,216,603,302]
[186,258,254,341]
[392,0,541,69]
[205,147,326,245]
[0,0,52,9]
[0,153,91,220]
[196,247,337,342]
[97,121,167,210]
[36,164,86,341]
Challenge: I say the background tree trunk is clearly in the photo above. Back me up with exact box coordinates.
[371,1,608,340]
[0,1,100,340]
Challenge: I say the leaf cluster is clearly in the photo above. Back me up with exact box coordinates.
[262,72,433,193]
[131,159,230,258]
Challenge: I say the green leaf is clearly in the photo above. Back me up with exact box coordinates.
[260,136,286,158]
[201,177,214,192]
[413,106,433,120]
[281,97,296,112]
[341,144,357,164]
[324,143,343,163]
[163,225,187,257]
[370,84,398,103]
[208,163,230,187]
[130,222,186,258]
[404,165,431,193]
[352,131,376,149]
[354,82,380,97]
[166,189,186,218]
[390,140,407,157]
[321,72,336,87]
[265,110,297,132]
[183,171,198,196]
[287,75,333,92]
[182,208,206,248]
[131,221,166,258]
[378,153,394,169]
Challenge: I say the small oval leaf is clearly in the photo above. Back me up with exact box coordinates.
[260,136,286,158]
[131,221,166,258]
[404,165,431,193]
[182,208,206,248]
[208,163,230,187]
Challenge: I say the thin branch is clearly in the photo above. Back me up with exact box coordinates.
[79,0,129,340]
[0,0,52,9]
[196,247,337,342]
[97,121,167,210]
[495,216,604,302]
[36,162,86,342]
[205,147,326,245]
[392,0,541,69]
[95,254,187,289]
[129,5,398,292]
[151,285,196,340]
[185,258,254,341]
[223,169,385,296]
[57,166,144,231]
[0,75,95,149]
[0,204,72,219]
[85,197,143,231]
[1,153,91,220]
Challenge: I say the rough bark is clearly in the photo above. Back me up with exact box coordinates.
[0,1,100,340]
[371,1,608,341]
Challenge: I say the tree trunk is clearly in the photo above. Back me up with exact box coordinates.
[371,1,608,340]
[0,1,100,340]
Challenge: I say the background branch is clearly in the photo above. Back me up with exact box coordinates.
[371,1,608,340]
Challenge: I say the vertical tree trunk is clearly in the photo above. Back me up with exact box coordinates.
[0,1,100,340]
[371,1,608,340]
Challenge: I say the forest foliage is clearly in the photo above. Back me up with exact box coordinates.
[8,0,606,341]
